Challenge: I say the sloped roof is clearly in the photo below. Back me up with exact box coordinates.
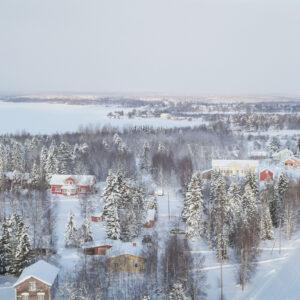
[13,260,59,287]
[50,174,95,186]
[107,241,144,258]
[212,160,259,168]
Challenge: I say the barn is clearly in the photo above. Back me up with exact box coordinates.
[259,169,273,181]
[50,175,96,196]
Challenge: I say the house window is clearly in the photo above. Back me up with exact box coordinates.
[114,263,118,269]
[135,263,139,268]
[21,293,29,300]
[28,281,36,291]
[37,292,45,300]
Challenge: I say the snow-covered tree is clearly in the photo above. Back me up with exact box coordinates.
[12,224,31,275]
[169,282,186,300]
[103,171,121,240]
[65,213,78,248]
[78,219,93,246]
[259,190,273,240]
[0,218,13,274]
[210,173,230,260]
[244,171,258,198]
[182,172,204,239]
[58,142,74,174]
[139,142,151,172]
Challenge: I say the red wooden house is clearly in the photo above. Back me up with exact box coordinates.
[90,213,104,222]
[50,175,96,196]
[259,169,273,181]
[82,242,112,255]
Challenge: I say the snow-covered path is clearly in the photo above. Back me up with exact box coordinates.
[244,237,300,300]
[52,196,82,271]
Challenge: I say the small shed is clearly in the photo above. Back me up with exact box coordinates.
[259,169,273,181]
[82,242,112,255]
[90,213,104,222]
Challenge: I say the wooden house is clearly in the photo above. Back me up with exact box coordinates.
[284,158,300,168]
[50,175,96,196]
[13,260,59,300]
[82,242,112,255]
[259,169,273,181]
[106,242,145,273]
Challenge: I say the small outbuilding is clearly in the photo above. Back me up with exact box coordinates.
[82,241,112,255]
[259,169,273,181]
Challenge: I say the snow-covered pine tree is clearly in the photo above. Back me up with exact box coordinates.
[169,282,186,300]
[65,213,78,248]
[0,143,6,174]
[45,145,59,180]
[58,142,74,174]
[102,171,121,240]
[105,207,121,240]
[182,172,204,240]
[0,218,13,274]
[12,223,31,275]
[259,190,273,240]
[139,142,151,172]
[30,161,41,189]
[227,182,243,243]
[210,174,230,260]
[11,142,25,172]
[268,137,280,154]
[244,171,259,198]
[79,219,93,246]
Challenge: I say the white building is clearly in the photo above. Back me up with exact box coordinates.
[212,160,259,176]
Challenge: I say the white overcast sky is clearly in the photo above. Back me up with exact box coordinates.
[0,0,300,95]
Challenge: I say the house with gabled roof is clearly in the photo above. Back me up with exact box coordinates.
[50,174,96,196]
[13,260,59,300]
[106,241,145,273]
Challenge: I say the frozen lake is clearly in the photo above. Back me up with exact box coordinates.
[0,101,201,134]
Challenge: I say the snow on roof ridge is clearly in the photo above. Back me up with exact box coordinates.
[13,260,59,287]
[49,174,95,185]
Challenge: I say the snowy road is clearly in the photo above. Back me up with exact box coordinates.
[245,237,300,300]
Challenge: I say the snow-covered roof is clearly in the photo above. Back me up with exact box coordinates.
[107,241,144,257]
[146,209,156,222]
[0,287,14,300]
[50,174,95,186]
[212,160,259,168]
[13,260,59,287]
[82,240,112,249]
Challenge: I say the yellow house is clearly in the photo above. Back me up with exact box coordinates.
[212,160,259,176]
[106,242,145,273]
[107,254,145,273]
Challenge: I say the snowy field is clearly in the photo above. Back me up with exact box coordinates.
[0,102,203,134]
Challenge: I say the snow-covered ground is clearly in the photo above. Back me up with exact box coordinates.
[0,102,203,134]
